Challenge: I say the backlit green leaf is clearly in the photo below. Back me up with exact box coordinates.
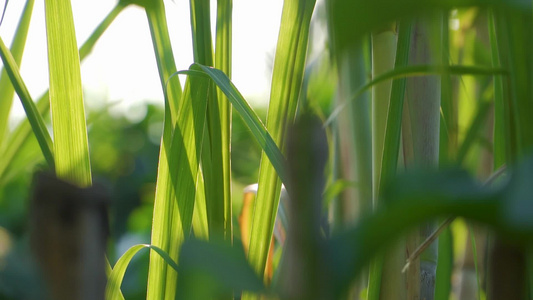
[45,0,91,186]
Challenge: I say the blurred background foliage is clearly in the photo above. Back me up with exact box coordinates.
[0,1,528,299]
[0,96,270,298]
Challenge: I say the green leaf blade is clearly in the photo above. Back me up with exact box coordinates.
[147,66,207,300]
[143,1,184,298]
[0,37,54,168]
[214,0,233,243]
[0,3,125,184]
[106,244,179,300]
[188,65,287,184]
[45,0,91,186]
[246,0,317,285]
[0,0,34,145]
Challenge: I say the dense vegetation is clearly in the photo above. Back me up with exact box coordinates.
[0,0,532,299]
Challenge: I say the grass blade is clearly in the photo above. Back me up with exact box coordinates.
[492,3,533,160]
[369,20,412,300]
[326,64,507,126]
[489,10,505,170]
[372,22,401,300]
[146,1,181,122]
[372,24,397,200]
[378,20,412,194]
[183,66,287,184]
[147,69,208,299]
[192,166,209,239]
[144,0,185,298]
[435,12,453,300]
[215,0,233,242]
[0,37,53,168]
[0,3,126,183]
[439,10,455,164]
[106,244,178,300]
[44,0,90,186]
[246,0,316,285]
[0,0,34,145]
[189,0,229,242]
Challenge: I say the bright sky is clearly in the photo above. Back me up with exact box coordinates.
[0,0,284,125]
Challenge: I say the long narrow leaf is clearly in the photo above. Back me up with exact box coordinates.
[189,0,229,243]
[44,0,91,186]
[215,0,233,242]
[378,21,412,193]
[492,3,533,159]
[106,244,179,300]
[192,166,209,239]
[488,10,505,170]
[144,0,184,298]
[246,0,316,284]
[435,12,453,300]
[146,1,182,122]
[0,37,53,168]
[179,66,287,184]
[0,3,126,183]
[371,22,401,300]
[368,20,412,300]
[326,64,507,126]
[0,0,34,144]
[147,69,207,300]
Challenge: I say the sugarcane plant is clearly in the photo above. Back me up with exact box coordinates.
[0,0,533,299]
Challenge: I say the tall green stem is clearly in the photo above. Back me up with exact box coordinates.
[404,12,443,300]
[371,24,406,300]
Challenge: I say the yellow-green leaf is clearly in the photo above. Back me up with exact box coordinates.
[45,0,91,186]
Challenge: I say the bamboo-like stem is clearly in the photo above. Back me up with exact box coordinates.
[339,39,373,299]
[340,42,373,220]
[404,12,443,300]
[371,24,407,300]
